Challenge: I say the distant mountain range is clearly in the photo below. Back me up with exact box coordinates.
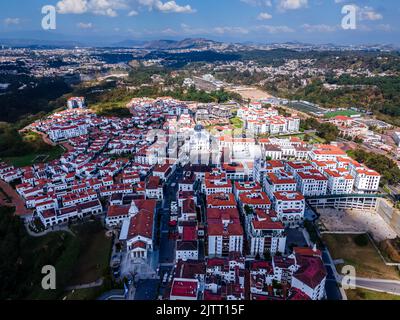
[0,34,398,52]
[0,36,244,51]
[113,38,236,50]
[0,38,84,48]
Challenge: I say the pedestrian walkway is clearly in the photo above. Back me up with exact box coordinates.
[25,223,74,237]
[66,278,104,291]
[97,289,126,300]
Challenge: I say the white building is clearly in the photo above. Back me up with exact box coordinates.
[67,97,86,109]
[207,208,244,257]
[48,123,89,142]
[296,170,328,197]
[291,254,327,300]
[351,167,381,193]
[264,170,297,199]
[324,169,354,195]
[118,200,157,260]
[272,191,305,228]
[176,241,199,261]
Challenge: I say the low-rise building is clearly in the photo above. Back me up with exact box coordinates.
[118,200,157,260]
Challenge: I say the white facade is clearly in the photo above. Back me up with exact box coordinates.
[48,123,88,142]
[176,243,199,261]
[352,169,380,193]
[208,235,243,256]
[326,172,354,195]
[296,171,328,197]
[292,273,326,300]
[249,230,286,257]
[273,191,305,228]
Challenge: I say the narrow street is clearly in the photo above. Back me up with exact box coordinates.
[158,167,182,265]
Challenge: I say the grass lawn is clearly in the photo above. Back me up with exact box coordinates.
[268,132,324,144]
[230,117,244,129]
[68,220,112,286]
[324,110,360,119]
[25,231,80,300]
[3,145,65,167]
[308,133,326,144]
[91,101,132,118]
[322,233,400,281]
[346,288,400,300]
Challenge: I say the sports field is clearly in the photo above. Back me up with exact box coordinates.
[324,110,360,118]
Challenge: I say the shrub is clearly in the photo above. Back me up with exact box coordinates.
[354,234,369,247]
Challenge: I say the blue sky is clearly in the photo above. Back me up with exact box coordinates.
[0,0,399,45]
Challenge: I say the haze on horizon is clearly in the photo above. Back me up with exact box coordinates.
[0,0,399,46]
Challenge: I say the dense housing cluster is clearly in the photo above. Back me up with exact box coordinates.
[0,96,382,301]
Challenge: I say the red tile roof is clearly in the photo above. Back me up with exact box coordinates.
[182,225,198,241]
[239,192,271,206]
[294,255,327,289]
[207,193,236,208]
[273,191,304,202]
[170,280,198,298]
[107,205,129,217]
[147,176,161,189]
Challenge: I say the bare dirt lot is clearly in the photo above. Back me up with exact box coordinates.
[318,208,397,242]
[227,86,272,102]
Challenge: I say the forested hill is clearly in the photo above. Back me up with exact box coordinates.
[0,75,72,123]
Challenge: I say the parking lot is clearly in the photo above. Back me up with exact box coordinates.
[285,228,308,252]
[134,279,160,300]
[319,208,397,241]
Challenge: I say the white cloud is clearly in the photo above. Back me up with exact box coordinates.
[257,12,273,20]
[376,24,393,32]
[213,26,250,35]
[3,18,20,26]
[240,0,272,6]
[357,6,383,21]
[160,27,179,35]
[302,24,337,33]
[56,0,88,14]
[180,23,208,35]
[334,3,383,22]
[138,22,295,38]
[277,0,308,11]
[56,0,128,17]
[138,0,195,13]
[254,24,294,33]
[128,10,139,16]
[77,22,93,29]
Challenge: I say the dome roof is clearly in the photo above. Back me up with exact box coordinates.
[194,124,204,132]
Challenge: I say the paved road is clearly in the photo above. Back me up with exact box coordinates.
[349,277,400,296]
[158,168,181,265]
[97,289,126,300]
[325,265,342,300]
[134,279,159,300]
[66,278,103,290]
[0,180,32,216]
[29,129,56,146]
[322,248,345,300]
[25,223,74,237]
